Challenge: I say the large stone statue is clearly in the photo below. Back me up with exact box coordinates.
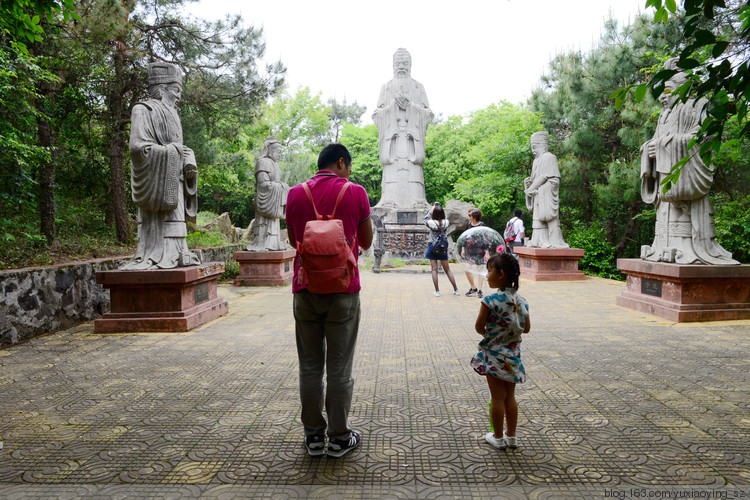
[524,131,569,248]
[246,136,289,251]
[640,58,737,265]
[373,48,433,209]
[122,62,200,270]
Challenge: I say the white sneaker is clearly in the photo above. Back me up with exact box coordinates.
[433,291,441,297]
[485,432,507,450]
[452,289,460,295]
[504,433,518,449]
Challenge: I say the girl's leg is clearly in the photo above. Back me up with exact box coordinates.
[486,375,507,438]
[430,260,439,292]
[504,381,518,436]
[441,260,458,291]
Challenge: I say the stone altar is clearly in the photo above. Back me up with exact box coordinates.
[94,263,228,333]
[616,259,750,322]
[372,48,433,224]
[515,247,586,281]
[371,200,472,269]
[616,59,744,322]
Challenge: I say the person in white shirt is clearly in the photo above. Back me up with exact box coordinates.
[506,210,526,256]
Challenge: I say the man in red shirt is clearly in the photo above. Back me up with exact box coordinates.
[285,144,373,457]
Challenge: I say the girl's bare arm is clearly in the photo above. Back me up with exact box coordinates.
[523,315,531,333]
[475,303,490,335]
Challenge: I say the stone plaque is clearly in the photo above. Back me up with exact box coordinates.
[194,283,209,304]
[284,261,290,272]
[524,258,531,268]
[396,211,417,224]
[641,278,662,297]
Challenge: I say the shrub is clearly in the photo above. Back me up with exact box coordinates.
[187,231,228,248]
[713,195,750,264]
[564,221,622,280]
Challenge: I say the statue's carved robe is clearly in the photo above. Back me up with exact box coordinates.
[640,98,737,264]
[373,78,432,165]
[372,77,433,208]
[247,156,288,251]
[525,152,568,248]
[123,99,199,270]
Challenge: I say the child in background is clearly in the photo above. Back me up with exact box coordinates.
[471,253,531,449]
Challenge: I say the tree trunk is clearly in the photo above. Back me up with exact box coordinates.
[37,100,56,246]
[108,39,132,244]
[614,200,639,259]
[31,32,56,246]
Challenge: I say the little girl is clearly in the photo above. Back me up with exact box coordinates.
[471,252,530,450]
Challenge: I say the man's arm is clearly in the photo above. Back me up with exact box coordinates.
[357,218,373,250]
[287,227,296,249]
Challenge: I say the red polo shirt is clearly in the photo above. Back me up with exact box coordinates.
[285,170,371,294]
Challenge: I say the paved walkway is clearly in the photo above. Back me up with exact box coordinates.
[1,269,749,499]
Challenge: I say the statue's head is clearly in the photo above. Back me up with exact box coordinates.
[660,57,688,108]
[147,62,183,104]
[263,136,282,161]
[530,131,549,157]
[392,48,412,79]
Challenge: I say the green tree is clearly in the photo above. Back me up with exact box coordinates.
[339,123,381,204]
[422,102,543,230]
[613,0,750,180]
[328,97,366,142]
[530,13,685,263]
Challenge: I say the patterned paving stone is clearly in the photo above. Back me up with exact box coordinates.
[0,270,749,498]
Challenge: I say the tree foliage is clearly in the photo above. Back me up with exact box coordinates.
[612,0,750,186]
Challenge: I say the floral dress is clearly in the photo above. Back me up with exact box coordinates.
[471,288,529,383]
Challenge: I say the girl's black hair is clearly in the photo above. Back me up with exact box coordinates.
[432,203,446,221]
[487,252,520,290]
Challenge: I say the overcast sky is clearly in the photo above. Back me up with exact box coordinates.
[186,0,650,122]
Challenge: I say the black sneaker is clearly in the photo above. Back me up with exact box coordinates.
[477,290,484,298]
[465,288,477,296]
[326,431,360,458]
[304,435,325,457]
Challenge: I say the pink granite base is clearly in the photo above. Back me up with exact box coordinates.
[94,262,228,333]
[616,259,750,322]
[514,247,586,281]
[233,249,296,286]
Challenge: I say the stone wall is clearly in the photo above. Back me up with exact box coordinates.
[0,244,243,348]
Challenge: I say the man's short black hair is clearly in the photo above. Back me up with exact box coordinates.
[318,144,352,170]
[514,209,523,217]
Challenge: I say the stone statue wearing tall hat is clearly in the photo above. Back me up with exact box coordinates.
[121,61,201,270]
[372,48,433,209]
[524,131,569,249]
[246,136,290,251]
[639,58,737,265]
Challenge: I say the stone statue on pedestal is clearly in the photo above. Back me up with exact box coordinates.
[122,62,201,270]
[524,131,569,249]
[640,58,737,265]
[246,136,290,251]
[373,48,433,210]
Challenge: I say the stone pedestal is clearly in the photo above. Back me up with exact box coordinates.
[233,249,295,286]
[94,263,228,333]
[616,259,750,322]
[515,247,586,281]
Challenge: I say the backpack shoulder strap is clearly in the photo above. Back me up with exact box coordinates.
[329,182,352,219]
[301,182,322,221]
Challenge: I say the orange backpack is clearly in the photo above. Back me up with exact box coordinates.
[296,181,357,294]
